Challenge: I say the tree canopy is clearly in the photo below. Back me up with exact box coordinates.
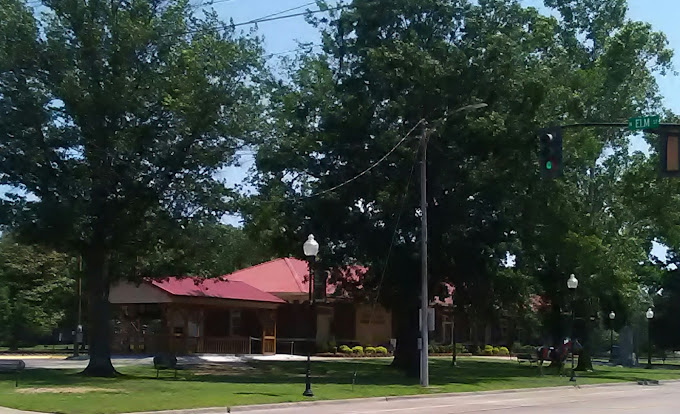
[243,0,674,375]
[0,0,266,375]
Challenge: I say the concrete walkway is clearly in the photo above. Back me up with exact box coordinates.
[0,354,323,370]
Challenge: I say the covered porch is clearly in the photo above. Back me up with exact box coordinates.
[109,278,282,355]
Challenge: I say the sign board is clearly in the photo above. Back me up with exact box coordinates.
[628,116,659,131]
[419,308,436,332]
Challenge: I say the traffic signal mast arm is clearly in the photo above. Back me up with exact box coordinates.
[539,121,680,178]
[560,122,680,132]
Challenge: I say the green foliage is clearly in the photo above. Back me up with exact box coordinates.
[352,345,364,355]
[241,0,675,376]
[338,345,352,354]
[0,235,75,348]
[364,346,376,355]
[483,345,494,356]
[0,0,267,374]
[375,346,388,355]
[516,345,538,356]
[492,347,501,355]
[499,347,510,356]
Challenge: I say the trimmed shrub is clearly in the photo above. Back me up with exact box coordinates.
[365,346,377,355]
[332,346,338,354]
[492,346,501,355]
[352,345,364,355]
[483,345,494,355]
[499,346,510,356]
[375,346,388,355]
[455,343,465,354]
[339,345,352,354]
[519,345,537,355]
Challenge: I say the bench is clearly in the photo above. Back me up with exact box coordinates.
[153,354,178,379]
[516,353,537,366]
[0,359,26,387]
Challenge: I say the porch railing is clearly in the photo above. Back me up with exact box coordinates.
[112,333,253,355]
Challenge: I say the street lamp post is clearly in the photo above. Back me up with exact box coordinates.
[302,234,319,397]
[609,311,616,363]
[646,307,654,369]
[567,274,579,382]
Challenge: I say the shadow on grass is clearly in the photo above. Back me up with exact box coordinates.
[3,359,678,390]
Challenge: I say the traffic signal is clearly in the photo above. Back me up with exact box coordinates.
[660,131,680,177]
[538,127,562,178]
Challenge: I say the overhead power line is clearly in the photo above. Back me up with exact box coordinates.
[308,120,424,199]
[249,1,318,22]
[250,119,425,205]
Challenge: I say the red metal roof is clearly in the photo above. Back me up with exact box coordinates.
[149,277,285,303]
[223,258,308,294]
[223,257,367,296]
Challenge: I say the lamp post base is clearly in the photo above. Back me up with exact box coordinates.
[303,388,314,397]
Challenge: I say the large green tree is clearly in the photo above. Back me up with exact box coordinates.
[0,0,265,375]
[244,0,672,376]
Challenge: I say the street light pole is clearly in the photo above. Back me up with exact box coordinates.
[303,235,319,397]
[646,308,654,369]
[567,274,579,382]
[609,311,615,363]
[419,125,431,387]
[74,256,83,358]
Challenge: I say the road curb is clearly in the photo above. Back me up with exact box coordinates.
[119,378,680,414]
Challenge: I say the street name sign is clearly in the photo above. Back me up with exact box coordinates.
[628,115,659,131]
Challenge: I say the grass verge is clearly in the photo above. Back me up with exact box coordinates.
[1,357,678,414]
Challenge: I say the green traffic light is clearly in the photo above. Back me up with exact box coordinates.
[546,161,552,170]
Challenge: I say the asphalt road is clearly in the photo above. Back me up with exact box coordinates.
[234,382,680,414]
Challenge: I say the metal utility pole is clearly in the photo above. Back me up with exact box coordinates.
[419,125,431,387]
[416,103,487,387]
[74,256,82,358]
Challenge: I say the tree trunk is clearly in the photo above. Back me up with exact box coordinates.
[7,286,20,351]
[575,347,594,371]
[451,310,457,367]
[82,247,117,377]
[391,302,419,378]
[575,321,594,372]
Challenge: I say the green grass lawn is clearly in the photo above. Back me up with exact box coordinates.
[1,357,679,414]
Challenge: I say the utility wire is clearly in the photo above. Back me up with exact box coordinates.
[244,119,424,205]
[297,119,424,202]
[265,43,322,58]
[248,1,318,22]
[182,4,348,35]
[365,135,421,323]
